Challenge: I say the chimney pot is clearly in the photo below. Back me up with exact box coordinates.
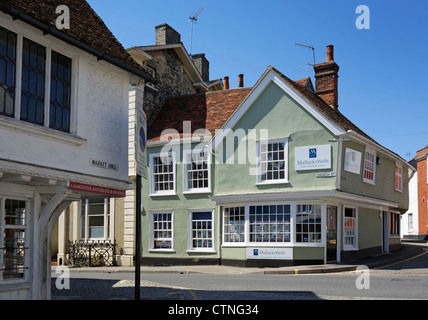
[326,45,334,62]
[238,74,244,88]
[224,76,229,90]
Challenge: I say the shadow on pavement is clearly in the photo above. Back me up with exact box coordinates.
[51,278,322,300]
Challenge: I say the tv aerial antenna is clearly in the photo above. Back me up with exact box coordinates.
[295,43,316,66]
[189,7,203,55]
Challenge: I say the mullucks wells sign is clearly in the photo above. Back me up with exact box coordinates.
[295,145,332,171]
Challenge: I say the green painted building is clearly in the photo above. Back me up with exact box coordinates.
[140,51,413,267]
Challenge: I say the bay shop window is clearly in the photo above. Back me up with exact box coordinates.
[223,204,323,245]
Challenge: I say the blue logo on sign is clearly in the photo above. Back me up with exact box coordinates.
[253,249,258,256]
[309,148,317,158]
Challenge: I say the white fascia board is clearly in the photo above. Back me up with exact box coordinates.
[210,69,346,150]
[209,189,399,210]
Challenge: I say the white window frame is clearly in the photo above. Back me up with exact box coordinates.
[222,205,246,245]
[256,138,289,185]
[362,147,376,185]
[183,149,211,194]
[0,197,29,281]
[149,152,176,196]
[149,210,174,252]
[295,203,323,244]
[389,211,400,238]
[80,198,110,241]
[249,204,292,244]
[187,209,215,252]
[343,207,358,251]
[395,163,403,192]
[222,202,325,248]
[0,20,78,135]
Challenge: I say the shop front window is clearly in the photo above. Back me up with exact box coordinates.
[296,204,322,243]
[1,199,27,280]
[344,207,357,250]
[223,206,245,243]
[80,198,110,240]
[249,205,291,243]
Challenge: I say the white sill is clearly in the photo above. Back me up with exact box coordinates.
[343,247,358,251]
[186,249,216,253]
[150,192,177,197]
[255,180,289,186]
[362,179,376,186]
[0,115,86,147]
[148,249,175,253]
[183,190,212,195]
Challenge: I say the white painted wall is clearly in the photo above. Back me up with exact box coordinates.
[0,12,133,299]
[402,171,419,236]
[0,12,130,185]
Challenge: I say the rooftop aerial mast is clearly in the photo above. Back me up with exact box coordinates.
[189,7,203,55]
[295,43,316,66]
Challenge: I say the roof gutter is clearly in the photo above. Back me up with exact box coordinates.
[0,3,156,84]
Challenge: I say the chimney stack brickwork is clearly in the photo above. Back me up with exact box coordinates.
[314,45,339,110]
[155,23,181,45]
[191,53,210,82]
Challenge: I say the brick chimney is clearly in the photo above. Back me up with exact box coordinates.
[191,53,210,82]
[223,76,229,90]
[238,74,244,87]
[314,45,339,110]
[155,23,181,45]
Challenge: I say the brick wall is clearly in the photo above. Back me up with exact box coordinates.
[416,147,428,235]
[144,50,198,121]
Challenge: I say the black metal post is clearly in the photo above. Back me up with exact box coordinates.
[135,174,142,300]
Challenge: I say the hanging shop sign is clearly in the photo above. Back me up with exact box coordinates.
[68,181,126,197]
[295,145,332,171]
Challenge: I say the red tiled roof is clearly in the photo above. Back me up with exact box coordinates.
[148,88,251,141]
[148,65,407,165]
[294,77,311,87]
[0,0,150,78]
[269,66,374,142]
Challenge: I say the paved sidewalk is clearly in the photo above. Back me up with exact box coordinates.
[58,242,427,276]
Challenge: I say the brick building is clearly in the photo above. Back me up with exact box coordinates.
[402,146,428,240]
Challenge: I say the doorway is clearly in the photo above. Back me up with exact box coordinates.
[326,206,338,262]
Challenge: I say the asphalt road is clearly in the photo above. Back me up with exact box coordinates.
[51,246,428,300]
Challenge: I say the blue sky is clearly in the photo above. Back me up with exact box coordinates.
[87,0,428,161]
